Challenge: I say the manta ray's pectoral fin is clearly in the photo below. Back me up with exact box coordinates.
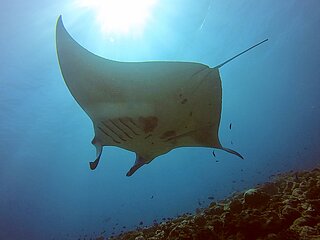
[89,139,103,170]
[126,155,147,177]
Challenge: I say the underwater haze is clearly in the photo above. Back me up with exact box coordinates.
[1,0,320,239]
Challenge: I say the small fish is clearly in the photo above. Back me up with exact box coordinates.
[229,123,232,129]
[139,221,143,225]
[231,140,233,145]
[212,150,216,157]
[215,160,219,163]
[151,195,154,199]
[208,196,214,200]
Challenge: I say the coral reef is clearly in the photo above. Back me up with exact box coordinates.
[101,168,320,240]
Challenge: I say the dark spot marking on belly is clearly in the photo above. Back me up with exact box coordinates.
[139,116,158,134]
[160,130,176,139]
[181,98,188,104]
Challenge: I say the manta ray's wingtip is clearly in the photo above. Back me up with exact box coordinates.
[222,147,244,159]
[57,15,64,26]
[56,15,64,33]
[56,15,65,31]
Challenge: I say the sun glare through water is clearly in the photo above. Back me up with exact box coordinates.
[74,0,158,37]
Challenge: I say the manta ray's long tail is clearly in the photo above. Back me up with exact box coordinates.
[215,38,268,68]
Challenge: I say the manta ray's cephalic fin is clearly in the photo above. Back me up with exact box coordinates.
[126,155,147,176]
[89,139,103,170]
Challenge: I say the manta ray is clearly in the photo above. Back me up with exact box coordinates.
[55,16,267,176]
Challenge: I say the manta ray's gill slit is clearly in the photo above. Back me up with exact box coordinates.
[118,118,140,136]
[98,126,121,144]
[144,134,152,139]
[101,121,127,142]
[128,118,141,130]
[109,119,133,139]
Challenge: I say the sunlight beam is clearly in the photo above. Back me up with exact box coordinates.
[74,0,157,37]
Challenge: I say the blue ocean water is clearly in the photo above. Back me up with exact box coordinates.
[1,0,319,239]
